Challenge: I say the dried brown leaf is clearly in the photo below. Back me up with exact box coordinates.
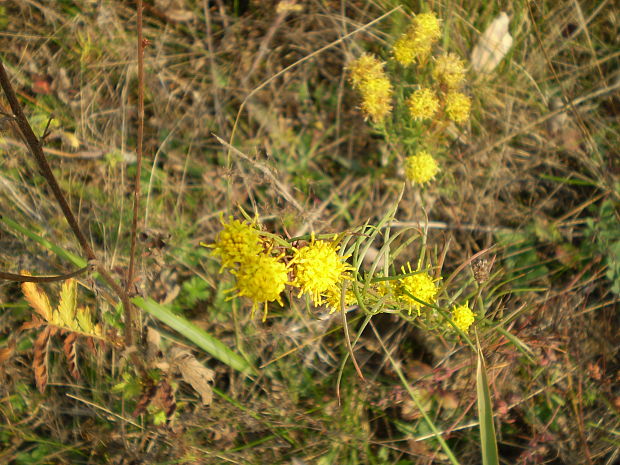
[146,327,162,363]
[0,338,16,363]
[133,380,157,417]
[471,12,513,73]
[63,332,80,380]
[21,279,53,322]
[155,379,176,421]
[33,326,52,393]
[20,315,46,331]
[170,347,214,406]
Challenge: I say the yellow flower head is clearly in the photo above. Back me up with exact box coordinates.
[396,263,439,315]
[348,53,386,90]
[392,12,441,66]
[207,216,262,270]
[232,253,288,321]
[324,279,357,314]
[444,91,471,123]
[358,76,393,122]
[412,12,442,43]
[348,55,393,122]
[392,35,431,66]
[451,303,475,333]
[407,88,439,120]
[404,150,440,185]
[433,53,466,89]
[290,237,352,306]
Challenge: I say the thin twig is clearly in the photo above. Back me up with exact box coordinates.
[123,0,147,348]
[341,281,365,382]
[127,0,145,297]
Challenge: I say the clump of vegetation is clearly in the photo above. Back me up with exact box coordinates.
[0,2,618,464]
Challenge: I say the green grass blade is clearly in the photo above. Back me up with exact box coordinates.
[476,344,499,465]
[133,296,256,376]
[1,216,86,267]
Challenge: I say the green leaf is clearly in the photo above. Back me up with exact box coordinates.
[133,297,255,375]
[477,344,499,465]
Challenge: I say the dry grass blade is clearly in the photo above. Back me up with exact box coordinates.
[171,347,215,406]
[63,332,80,380]
[33,326,53,393]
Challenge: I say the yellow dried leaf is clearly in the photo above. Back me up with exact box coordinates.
[57,279,78,329]
[21,277,53,322]
[76,306,94,334]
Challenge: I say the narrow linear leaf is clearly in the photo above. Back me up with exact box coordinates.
[477,345,500,465]
[63,332,80,380]
[33,326,53,393]
[1,216,86,268]
[133,297,256,375]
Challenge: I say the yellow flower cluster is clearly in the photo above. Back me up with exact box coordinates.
[433,53,466,89]
[444,91,471,123]
[208,216,262,270]
[290,238,353,306]
[206,216,288,320]
[407,88,439,120]
[404,150,440,185]
[451,303,475,333]
[348,53,393,122]
[207,219,353,320]
[393,12,441,66]
[395,263,440,315]
[231,253,289,317]
[324,281,357,314]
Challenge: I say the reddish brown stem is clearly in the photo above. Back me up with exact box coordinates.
[127,0,145,296]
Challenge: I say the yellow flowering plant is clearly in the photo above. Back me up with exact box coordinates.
[203,202,486,376]
[347,10,474,190]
